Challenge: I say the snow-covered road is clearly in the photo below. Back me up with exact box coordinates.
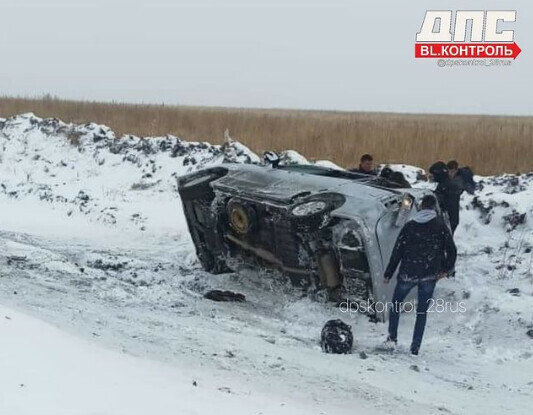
[0,114,532,414]
[2,304,353,415]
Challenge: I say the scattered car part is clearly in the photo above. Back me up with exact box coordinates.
[321,319,353,354]
[204,290,246,302]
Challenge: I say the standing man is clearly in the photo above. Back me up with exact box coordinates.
[429,161,463,234]
[446,160,460,179]
[447,160,476,195]
[349,154,377,175]
[429,161,475,234]
[384,195,456,355]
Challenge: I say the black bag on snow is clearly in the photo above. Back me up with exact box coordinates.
[321,319,353,354]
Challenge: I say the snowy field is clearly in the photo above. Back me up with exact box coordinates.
[0,114,532,415]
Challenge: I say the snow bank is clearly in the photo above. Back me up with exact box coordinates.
[0,113,325,237]
[0,113,255,236]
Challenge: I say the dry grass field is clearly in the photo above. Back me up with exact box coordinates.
[1,96,532,175]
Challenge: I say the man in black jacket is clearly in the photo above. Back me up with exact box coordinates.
[429,161,475,234]
[384,195,457,355]
[448,160,476,195]
[349,154,377,175]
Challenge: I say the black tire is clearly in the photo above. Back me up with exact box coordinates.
[321,319,353,354]
[288,199,335,230]
[289,193,344,222]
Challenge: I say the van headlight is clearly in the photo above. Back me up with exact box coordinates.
[401,196,413,209]
[291,200,328,217]
[395,194,414,227]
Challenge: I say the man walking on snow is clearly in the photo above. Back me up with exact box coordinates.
[383,195,457,355]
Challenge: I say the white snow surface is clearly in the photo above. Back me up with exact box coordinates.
[1,305,333,415]
[0,113,532,415]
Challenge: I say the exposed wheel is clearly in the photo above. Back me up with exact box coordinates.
[288,199,335,230]
[288,194,344,229]
[227,199,257,235]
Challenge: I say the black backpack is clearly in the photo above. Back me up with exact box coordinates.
[321,319,353,354]
[429,161,449,184]
[457,167,475,194]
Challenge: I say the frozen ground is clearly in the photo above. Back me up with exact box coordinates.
[0,114,532,414]
[2,305,344,415]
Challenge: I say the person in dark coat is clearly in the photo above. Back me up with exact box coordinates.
[429,161,462,234]
[384,194,456,355]
[447,160,476,195]
[429,161,475,234]
[349,154,377,175]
